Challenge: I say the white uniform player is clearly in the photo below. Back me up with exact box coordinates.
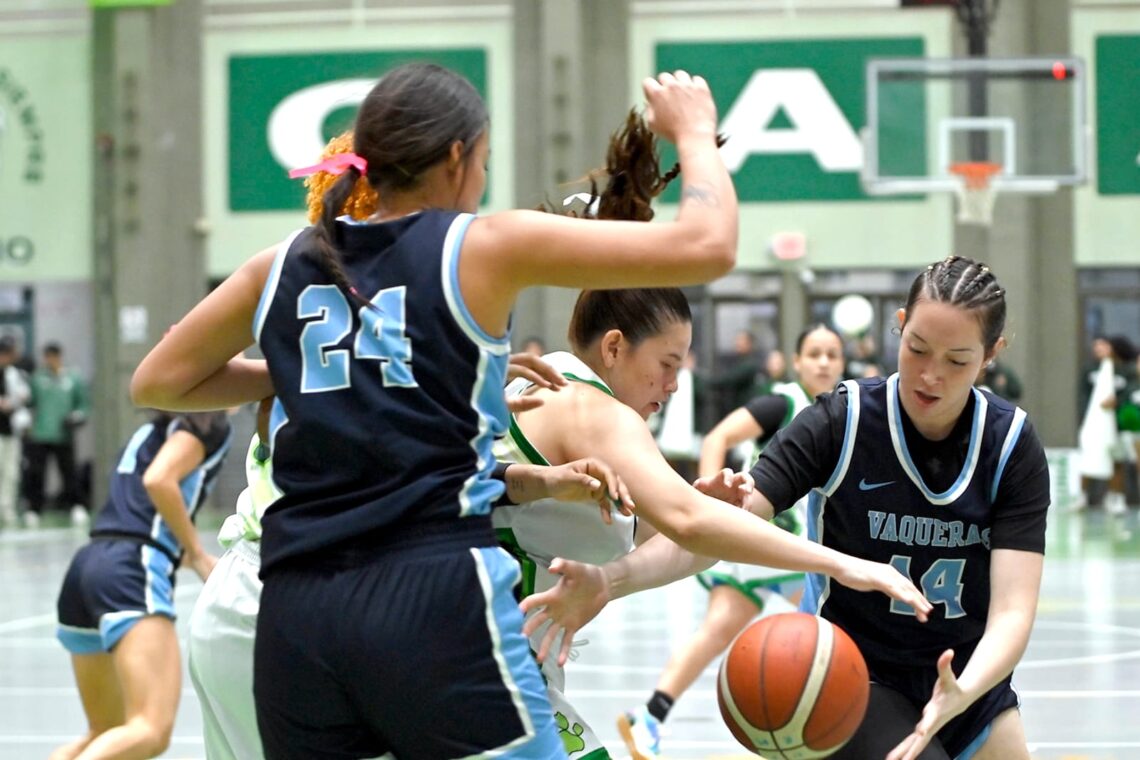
[188,435,281,760]
[695,381,814,609]
[494,352,636,759]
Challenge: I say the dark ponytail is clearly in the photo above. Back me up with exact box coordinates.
[313,168,366,303]
[307,62,488,307]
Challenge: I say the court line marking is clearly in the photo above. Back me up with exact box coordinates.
[0,584,200,635]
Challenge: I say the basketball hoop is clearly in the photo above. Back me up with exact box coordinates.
[949,161,1002,226]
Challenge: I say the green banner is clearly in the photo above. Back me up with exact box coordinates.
[89,0,172,7]
[655,37,925,203]
[228,49,487,212]
[1096,35,1140,195]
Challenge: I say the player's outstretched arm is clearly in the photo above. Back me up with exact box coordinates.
[559,394,932,619]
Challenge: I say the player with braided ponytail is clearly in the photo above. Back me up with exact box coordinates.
[702,254,1048,760]
[532,255,1048,760]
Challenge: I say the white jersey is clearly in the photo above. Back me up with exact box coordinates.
[493,352,636,600]
[190,434,283,760]
[698,381,815,601]
[216,435,283,549]
[493,352,635,756]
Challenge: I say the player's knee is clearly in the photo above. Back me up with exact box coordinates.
[706,620,745,650]
[131,717,174,757]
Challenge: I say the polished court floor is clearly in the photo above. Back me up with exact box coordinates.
[1,494,1138,759]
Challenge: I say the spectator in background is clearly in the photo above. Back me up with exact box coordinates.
[1078,335,1139,512]
[705,330,762,420]
[754,348,788,396]
[981,358,1023,404]
[845,332,884,379]
[24,343,89,528]
[520,336,546,357]
[0,337,30,529]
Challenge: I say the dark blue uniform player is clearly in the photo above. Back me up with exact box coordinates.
[745,256,1049,760]
[131,63,744,759]
[250,211,562,760]
[53,411,232,760]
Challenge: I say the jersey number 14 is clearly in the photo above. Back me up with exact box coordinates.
[889,554,966,619]
[297,284,417,393]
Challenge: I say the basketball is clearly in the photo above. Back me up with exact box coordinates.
[717,613,869,759]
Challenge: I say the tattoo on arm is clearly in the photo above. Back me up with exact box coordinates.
[507,475,532,503]
[680,182,720,208]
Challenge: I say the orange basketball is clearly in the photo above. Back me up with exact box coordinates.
[717,613,869,759]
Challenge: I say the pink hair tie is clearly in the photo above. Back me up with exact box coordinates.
[288,152,368,179]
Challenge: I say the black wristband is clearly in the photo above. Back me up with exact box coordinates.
[491,460,511,483]
[491,460,515,508]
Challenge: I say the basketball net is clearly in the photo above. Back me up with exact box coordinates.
[949,162,1002,226]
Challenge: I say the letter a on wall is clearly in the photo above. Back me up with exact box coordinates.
[655,37,926,203]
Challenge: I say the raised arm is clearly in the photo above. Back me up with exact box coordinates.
[459,72,738,336]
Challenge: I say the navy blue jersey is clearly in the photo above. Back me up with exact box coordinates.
[763,375,1047,669]
[254,212,511,572]
[92,413,232,560]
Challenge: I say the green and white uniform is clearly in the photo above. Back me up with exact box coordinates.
[493,352,635,760]
[697,381,814,609]
[188,436,281,760]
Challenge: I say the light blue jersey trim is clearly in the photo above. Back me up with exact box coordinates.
[953,721,992,760]
[990,407,1027,502]
[440,213,511,353]
[57,624,103,654]
[116,424,154,474]
[887,374,987,505]
[800,489,831,614]
[459,351,509,517]
[472,546,562,759]
[822,380,861,496]
[153,424,234,554]
[253,228,303,343]
[101,610,146,650]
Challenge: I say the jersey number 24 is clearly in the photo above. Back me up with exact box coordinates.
[297,284,416,393]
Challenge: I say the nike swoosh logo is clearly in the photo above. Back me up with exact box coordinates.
[858,478,895,491]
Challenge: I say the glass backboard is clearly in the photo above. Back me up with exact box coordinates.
[861,56,1088,197]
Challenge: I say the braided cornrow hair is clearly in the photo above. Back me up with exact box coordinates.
[904,255,1007,350]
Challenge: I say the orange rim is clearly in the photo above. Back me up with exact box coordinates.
[948,161,1002,189]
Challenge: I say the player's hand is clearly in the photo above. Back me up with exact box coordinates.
[642,70,717,145]
[544,457,635,525]
[187,550,219,583]
[505,353,566,413]
[886,650,969,760]
[519,557,610,667]
[507,352,566,390]
[692,468,754,508]
[834,558,933,623]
